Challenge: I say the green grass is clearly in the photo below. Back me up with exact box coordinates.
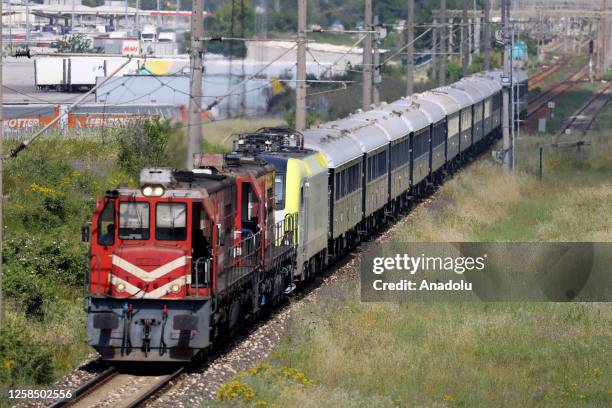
[211,101,612,407]
[544,83,598,134]
[538,56,587,88]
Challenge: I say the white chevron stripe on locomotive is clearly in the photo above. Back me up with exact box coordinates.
[110,274,188,298]
[111,255,188,281]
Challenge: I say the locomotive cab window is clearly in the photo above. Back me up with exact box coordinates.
[119,202,150,240]
[156,203,187,240]
[97,201,115,246]
[275,173,286,210]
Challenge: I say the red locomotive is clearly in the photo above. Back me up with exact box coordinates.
[85,153,297,361]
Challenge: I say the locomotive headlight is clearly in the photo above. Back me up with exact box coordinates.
[142,185,164,197]
[116,283,126,292]
[170,284,180,294]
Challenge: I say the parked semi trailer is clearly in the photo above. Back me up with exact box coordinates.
[35,56,104,92]
[34,58,65,91]
[34,56,188,92]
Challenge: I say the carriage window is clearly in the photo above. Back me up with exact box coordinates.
[274,173,286,210]
[97,201,115,246]
[119,202,150,240]
[156,203,187,240]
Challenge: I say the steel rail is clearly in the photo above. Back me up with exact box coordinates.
[48,367,117,408]
[554,81,612,141]
[125,366,186,408]
[527,66,589,119]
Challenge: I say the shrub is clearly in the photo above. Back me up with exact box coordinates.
[0,319,54,385]
[3,232,85,320]
[116,119,185,177]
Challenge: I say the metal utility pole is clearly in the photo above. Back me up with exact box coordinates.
[157,0,162,27]
[589,23,594,83]
[501,0,512,171]
[72,0,76,31]
[462,0,469,77]
[406,0,415,95]
[373,16,381,105]
[187,0,204,169]
[136,0,141,32]
[431,16,438,83]
[26,0,30,45]
[439,0,447,86]
[176,0,180,28]
[124,0,128,29]
[484,0,490,70]
[295,0,307,130]
[362,0,373,110]
[473,0,480,56]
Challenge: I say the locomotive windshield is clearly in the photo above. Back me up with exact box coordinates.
[156,202,187,240]
[118,202,150,240]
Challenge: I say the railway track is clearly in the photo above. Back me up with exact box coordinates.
[48,366,184,408]
[553,81,612,147]
[527,66,589,120]
[528,56,570,87]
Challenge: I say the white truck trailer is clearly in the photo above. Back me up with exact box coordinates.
[34,58,66,91]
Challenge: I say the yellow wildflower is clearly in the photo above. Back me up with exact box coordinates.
[442,394,454,402]
[30,183,57,196]
[216,380,256,402]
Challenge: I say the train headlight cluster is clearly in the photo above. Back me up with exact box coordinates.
[170,284,181,294]
[142,185,164,197]
[116,283,126,292]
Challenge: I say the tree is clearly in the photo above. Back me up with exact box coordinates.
[204,0,255,57]
[116,119,185,178]
[56,34,93,53]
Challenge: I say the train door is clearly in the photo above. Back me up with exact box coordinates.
[300,185,308,246]
[299,183,308,272]
[91,198,117,295]
[191,202,213,295]
[236,179,264,265]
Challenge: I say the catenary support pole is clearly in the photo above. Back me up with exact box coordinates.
[439,0,447,86]
[187,0,204,169]
[362,0,373,109]
[462,0,469,77]
[473,0,480,56]
[406,0,415,95]
[431,16,438,83]
[484,0,491,70]
[502,0,512,171]
[373,16,381,105]
[157,0,162,27]
[295,0,307,129]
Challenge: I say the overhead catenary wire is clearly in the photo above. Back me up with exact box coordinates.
[197,43,298,113]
